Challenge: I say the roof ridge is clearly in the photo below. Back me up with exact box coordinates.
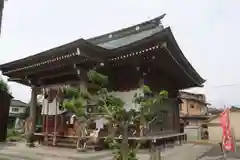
[87,14,166,45]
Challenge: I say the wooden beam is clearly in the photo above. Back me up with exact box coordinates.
[4,56,87,77]
[39,70,77,80]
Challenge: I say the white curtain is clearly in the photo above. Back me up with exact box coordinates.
[41,98,66,115]
[40,85,67,115]
[110,89,142,111]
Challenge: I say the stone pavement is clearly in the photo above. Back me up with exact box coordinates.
[0,142,214,160]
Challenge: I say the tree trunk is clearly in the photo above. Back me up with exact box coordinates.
[122,124,129,160]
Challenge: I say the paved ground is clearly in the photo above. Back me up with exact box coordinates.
[0,142,236,160]
[198,144,240,160]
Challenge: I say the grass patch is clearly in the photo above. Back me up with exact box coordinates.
[7,129,23,142]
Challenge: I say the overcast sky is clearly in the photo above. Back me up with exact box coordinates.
[0,0,239,107]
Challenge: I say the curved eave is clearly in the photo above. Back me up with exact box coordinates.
[165,27,205,85]
[0,39,109,74]
[106,27,205,88]
[0,38,85,69]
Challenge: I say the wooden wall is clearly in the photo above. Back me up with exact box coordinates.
[150,99,180,134]
[0,91,12,142]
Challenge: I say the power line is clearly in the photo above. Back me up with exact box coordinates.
[207,84,240,88]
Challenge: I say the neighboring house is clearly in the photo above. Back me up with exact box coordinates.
[207,107,222,115]
[179,91,209,116]
[179,91,210,140]
[8,99,29,129]
[208,106,240,141]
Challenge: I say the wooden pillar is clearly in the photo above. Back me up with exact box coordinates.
[44,99,49,144]
[168,111,173,131]
[42,115,45,137]
[53,98,58,146]
[43,88,50,144]
[78,69,88,138]
[30,86,37,134]
[138,78,145,136]
[80,80,87,92]
[75,66,87,92]
[175,100,180,132]
[138,78,144,87]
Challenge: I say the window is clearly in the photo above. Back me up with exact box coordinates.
[180,104,183,111]
[11,107,20,112]
[190,104,195,108]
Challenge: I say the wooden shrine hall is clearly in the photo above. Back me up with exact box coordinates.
[0,14,205,148]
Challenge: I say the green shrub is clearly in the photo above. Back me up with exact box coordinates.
[7,129,22,142]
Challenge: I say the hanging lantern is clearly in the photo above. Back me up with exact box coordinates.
[77,69,80,75]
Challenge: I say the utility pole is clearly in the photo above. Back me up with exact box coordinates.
[0,0,5,36]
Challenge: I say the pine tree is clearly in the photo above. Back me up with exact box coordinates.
[63,70,168,160]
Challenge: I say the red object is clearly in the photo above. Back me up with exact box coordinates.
[220,108,235,152]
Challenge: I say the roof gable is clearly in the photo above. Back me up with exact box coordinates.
[11,99,28,107]
[208,107,240,123]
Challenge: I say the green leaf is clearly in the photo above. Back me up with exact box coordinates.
[87,70,108,86]
[159,90,168,98]
[63,100,75,111]
[106,95,124,108]
[74,97,85,108]
[142,85,152,94]
[64,87,80,99]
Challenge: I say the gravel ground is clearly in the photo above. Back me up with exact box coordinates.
[0,142,224,160]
